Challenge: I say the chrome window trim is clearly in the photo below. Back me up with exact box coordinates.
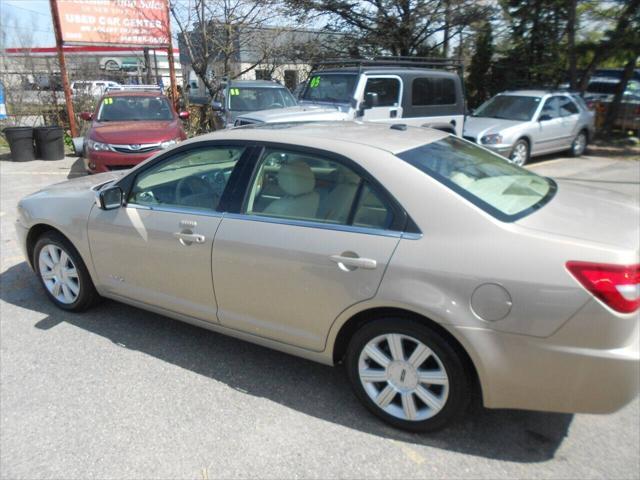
[224,212,422,240]
[125,203,224,218]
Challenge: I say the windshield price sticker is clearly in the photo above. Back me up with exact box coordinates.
[229,88,241,96]
[310,77,321,88]
[104,97,114,105]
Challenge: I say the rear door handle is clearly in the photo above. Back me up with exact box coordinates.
[173,232,206,245]
[330,255,377,270]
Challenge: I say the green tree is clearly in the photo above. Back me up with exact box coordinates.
[466,22,493,108]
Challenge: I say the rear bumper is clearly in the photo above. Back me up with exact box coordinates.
[85,149,157,174]
[459,300,639,414]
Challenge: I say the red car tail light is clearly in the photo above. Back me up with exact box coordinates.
[567,262,640,314]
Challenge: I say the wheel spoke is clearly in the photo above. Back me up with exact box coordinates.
[415,385,444,411]
[59,251,69,268]
[41,253,55,269]
[386,334,404,361]
[61,283,74,303]
[418,370,448,386]
[51,280,62,298]
[64,266,78,278]
[364,344,391,368]
[41,270,56,280]
[65,278,79,296]
[408,343,431,369]
[47,245,60,263]
[375,384,396,408]
[401,392,418,420]
[359,368,388,383]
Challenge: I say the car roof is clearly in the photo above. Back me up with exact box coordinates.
[316,67,458,77]
[189,122,449,155]
[101,91,167,98]
[499,89,575,97]
[227,80,287,89]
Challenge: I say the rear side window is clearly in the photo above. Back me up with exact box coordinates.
[397,137,556,221]
[559,97,579,116]
[412,78,456,105]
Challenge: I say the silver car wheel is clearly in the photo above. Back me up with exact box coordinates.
[509,141,528,166]
[358,333,449,422]
[38,244,80,304]
[573,132,587,156]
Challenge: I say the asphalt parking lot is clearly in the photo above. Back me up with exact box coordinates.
[1,152,639,479]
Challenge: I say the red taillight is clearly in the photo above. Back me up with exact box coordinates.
[567,262,640,314]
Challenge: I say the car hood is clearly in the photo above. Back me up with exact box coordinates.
[463,116,524,139]
[517,180,640,251]
[29,171,125,197]
[90,120,179,144]
[236,104,350,123]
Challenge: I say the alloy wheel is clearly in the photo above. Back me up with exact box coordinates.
[358,333,449,422]
[38,244,80,304]
[509,141,528,166]
[573,132,587,156]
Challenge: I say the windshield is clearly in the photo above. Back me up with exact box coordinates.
[97,95,174,122]
[228,87,297,111]
[473,95,541,121]
[301,73,358,103]
[397,137,555,221]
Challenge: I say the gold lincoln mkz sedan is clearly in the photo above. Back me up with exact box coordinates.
[16,123,639,431]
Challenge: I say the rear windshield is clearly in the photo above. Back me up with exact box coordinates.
[228,87,296,111]
[97,95,174,121]
[397,137,556,221]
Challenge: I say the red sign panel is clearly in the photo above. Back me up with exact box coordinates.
[56,0,170,46]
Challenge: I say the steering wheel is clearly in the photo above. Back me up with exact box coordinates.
[175,176,217,205]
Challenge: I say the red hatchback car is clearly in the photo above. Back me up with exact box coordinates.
[81,87,188,173]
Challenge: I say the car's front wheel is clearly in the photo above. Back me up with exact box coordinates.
[34,231,99,311]
[346,318,471,432]
[509,139,530,166]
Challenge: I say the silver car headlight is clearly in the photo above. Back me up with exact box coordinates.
[160,139,178,149]
[481,134,503,145]
[88,139,111,151]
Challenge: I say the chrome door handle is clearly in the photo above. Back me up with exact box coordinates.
[330,255,377,271]
[173,232,205,245]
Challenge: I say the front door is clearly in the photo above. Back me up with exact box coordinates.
[361,76,403,122]
[212,146,402,351]
[89,144,248,322]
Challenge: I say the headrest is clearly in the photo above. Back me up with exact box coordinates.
[278,161,316,196]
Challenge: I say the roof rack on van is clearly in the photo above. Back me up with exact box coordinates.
[105,85,163,93]
[311,56,463,75]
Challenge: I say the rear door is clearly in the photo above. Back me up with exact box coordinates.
[212,145,404,351]
[558,95,581,147]
[533,96,565,153]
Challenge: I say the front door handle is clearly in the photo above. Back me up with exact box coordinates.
[330,254,377,271]
[173,231,205,245]
[390,109,398,118]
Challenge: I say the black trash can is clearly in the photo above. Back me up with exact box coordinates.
[3,127,35,161]
[34,126,65,160]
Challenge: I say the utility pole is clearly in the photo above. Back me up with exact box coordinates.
[49,0,77,137]
[165,0,179,109]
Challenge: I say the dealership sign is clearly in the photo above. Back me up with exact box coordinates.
[55,0,170,46]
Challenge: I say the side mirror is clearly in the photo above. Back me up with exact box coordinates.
[178,111,190,120]
[538,114,552,122]
[211,101,224,112]
[80,111,94,121]
[364,92,379,109]
[96,186,123,210]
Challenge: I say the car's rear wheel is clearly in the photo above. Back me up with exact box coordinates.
[509,139,530,166]
[346,318,471,432]
[570,130,588,157]
[34,231,99,311]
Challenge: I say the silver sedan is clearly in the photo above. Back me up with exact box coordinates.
[15,122,638,432]
[463,90,595,166]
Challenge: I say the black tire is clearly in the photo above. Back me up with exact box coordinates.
[33,231,100,312]
[569,129,588,157]
[509,138,530,166]
[346,318,471,432]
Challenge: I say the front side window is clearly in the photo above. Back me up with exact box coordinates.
[397,137,555,221]
[245,148,394,230]
[128,146,245,211]
[228,87,296,111]
[540,97,561,120]
[473,95,541,121]
[364,78,401,107]
[97,95,174,122]
[301,74,358,104]
[412,77,456,105]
